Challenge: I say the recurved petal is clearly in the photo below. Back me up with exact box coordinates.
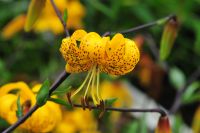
[0,94,18,124]
[71,29,87,41]
[60,37,71,62]
[0,82,35,104]
[105,33,125,58]
[80,32,103,62]
[122,38,140,71]
[101,38,140,75]
[104,33,126,66]
[65,63,92,73]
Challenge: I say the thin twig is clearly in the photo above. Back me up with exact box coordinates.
[169,67,200,114]
[103,14,176,36]
[73,104,167,117]
[2,71,69,133]
[50,0,70,37]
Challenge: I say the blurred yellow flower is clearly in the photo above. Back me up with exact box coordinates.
[101,80,133,122]
[54,109,100,133]
[1,0,85,39]
[33,0,85,34]
[2,15,26,39]
[101,81,133,107]
[192,106,200,133]
[60,29,140,105]
[0,82,62,132]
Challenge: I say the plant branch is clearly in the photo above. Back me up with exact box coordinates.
[3,71,69,133]
[169,67,200,114]
[103,14,176,36]
[73,103,167,117]
[50,0,70,37]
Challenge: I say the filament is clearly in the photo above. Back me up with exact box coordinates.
[96,67,101,100]
[84,66,95,98]
[71,69,92,98]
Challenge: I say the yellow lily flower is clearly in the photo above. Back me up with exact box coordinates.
[0,82,62,132]
[54,109,100,133]
[60,29,140,105]
[1,0,85,39]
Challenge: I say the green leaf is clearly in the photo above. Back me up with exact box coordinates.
[16,96,23,118]
[182,81,200,104]
[52,73,86,95]
[63,9,68,24]
[123,120,139,133]
[105,98,118,107]
[139,115,147,133]
[169,67,186,90]
[52,86,72,95]
[173,114,183,133]
[36,79,50,106]
[48,97,72,110]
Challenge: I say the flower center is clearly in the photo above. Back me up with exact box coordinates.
[71,65,102,105]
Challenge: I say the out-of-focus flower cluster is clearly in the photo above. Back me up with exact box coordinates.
[0,82,61,132]
[0,80,133,132]
[2,0,85,39]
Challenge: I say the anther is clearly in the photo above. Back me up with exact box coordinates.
[98,100,105,118]
[85,97,92,111]
[66,92,73,106]
[81,97,86,110]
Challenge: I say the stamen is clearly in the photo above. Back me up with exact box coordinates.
[96,67,102,101]
[91,67,99,105]
[71,69,92,98]
[84,66,96,98]
[66,92,73,106]
[81,97,86,110]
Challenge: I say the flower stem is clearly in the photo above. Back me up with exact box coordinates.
[73,103,167,117]
[50,0,70,37]
[102,14,176,36]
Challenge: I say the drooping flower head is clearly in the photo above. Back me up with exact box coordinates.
[60,29,140,105]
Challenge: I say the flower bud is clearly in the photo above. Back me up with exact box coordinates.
[155,116,172,133]
[160,16,179,60]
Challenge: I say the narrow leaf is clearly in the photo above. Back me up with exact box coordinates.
[51,73,86,96]
[169,67,186,90]
[63,9,68,24]
[16,96,23,118]
[105,98,118,107]
[25,0,46,31]
[182,81,200,104]
[48,97,72,110]
[36,79,50,106]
